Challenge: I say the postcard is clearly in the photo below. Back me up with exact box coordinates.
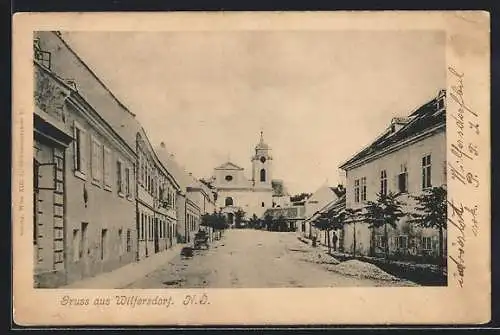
[12,11,490,325]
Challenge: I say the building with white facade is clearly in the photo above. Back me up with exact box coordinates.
[339,90,446,261]
[212,132,281,224]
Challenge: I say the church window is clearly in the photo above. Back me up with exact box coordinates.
[225,197,233,206]
[261,202,265,207]
[225,175,233,181]
[260,156,266,163]
[260,169,266,182]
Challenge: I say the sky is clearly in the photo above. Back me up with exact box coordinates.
[62,30,445,195]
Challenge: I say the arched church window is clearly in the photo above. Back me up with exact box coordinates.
[261,202,265,207]
[260,169,266,182]
[225,197,233,206]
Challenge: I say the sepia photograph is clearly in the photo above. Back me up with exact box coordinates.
[33,29,447,289]
[13,11,490,325]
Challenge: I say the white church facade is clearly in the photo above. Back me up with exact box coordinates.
[212,133,285,224]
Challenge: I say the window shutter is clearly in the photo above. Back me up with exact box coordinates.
[73,124,78,170]
[91,139,97,179]
[80,128,87,175]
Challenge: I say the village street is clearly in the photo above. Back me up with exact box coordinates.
[125,229,416,288]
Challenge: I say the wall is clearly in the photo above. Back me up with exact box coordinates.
[64,103,137,285]
[217,189,273,218]
[304,185,338,219]
[342,130,446,260]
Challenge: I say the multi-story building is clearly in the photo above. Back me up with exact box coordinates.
[33,31,139,287]
[155,144,201,244]
[33,40,75,288]
[339,90,446,261]
[136,135,181,260]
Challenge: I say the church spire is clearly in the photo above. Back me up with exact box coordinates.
[256,130,269,150]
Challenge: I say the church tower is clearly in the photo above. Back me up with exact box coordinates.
[251,132,272,188]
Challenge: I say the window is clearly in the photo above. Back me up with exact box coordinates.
[118,229,124,255]
[260,156,266,163]
[140,213,145,241]
[261,202,265,207]
[126,229,132,252]
[72,229,80,262]
[225,175,233,181]
[73,122,87,177]
[422,236,433,250]
[354,179,360,203]
[149,216,154,241]
[260,169,266,182]
[103,147,112,189]
[380,170,387,196]
[117,160,123,194]
[398,163,408,193]
[90,136,102,183]
[376,235,386,248]
[125,167,131,196]
[397,235,408,249]
[360,177,367,201]
[162,221,166,239]
[422,154,432,189]
[101,229,108,260]
[225,197,233,206]
[80,222,88,259]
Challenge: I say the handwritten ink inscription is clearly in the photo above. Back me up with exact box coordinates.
[447,66,481,288]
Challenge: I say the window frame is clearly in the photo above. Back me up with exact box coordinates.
[103,146,112,191]
[422,236,433,250]
[360,177,367,201]
[90,134,103,186]
[397,235,408,250]
[116,159,124,196]
[73,121,87,180]
[380,170,387,196]
[422,154,432,190]
[354,179,360,203]
[398,163,408,193]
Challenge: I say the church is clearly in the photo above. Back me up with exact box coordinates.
[212,132,289,225]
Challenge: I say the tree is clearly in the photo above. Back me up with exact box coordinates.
[329,209,346,254]
[248,214,261,229]
[276,215,288,232]
[263,213,274,231]
[410,186,447,267]
[340,207,363,257]
[364,192,405,260]
[234,209,246,229]
[314,213,332,251]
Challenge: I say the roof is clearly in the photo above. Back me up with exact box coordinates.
[329,186,346,198]
[255,131,270,150]
[214,161,244,171]
[155,145,192,191]
[45,32,143,152]
[339,90,446,170]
